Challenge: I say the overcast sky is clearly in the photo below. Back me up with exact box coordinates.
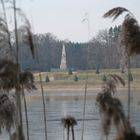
[20,0,140,42]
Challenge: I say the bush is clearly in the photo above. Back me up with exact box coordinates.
[45,75,50,82]
[74,75,78,82]
[121,66,125,73]
[102,75,107,81]
[129,73,133,82]
[68,69,73,75]
[95,65,100,74]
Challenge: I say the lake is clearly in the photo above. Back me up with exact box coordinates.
[1,89,140,140]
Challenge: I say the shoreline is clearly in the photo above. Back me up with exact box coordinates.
[34,82,140,91]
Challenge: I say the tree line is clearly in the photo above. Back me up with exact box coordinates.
[19,26,140,71]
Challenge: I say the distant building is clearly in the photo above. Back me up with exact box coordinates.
[60,43,67,70]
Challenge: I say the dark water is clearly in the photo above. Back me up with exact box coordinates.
[1,90,140,140]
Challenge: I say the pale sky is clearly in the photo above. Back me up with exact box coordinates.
[19,0,140,42]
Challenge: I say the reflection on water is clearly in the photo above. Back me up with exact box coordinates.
[1,90,140,140]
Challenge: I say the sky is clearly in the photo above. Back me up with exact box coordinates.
[19,0,140,42]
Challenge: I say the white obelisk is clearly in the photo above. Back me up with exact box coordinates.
[60,43,67,70]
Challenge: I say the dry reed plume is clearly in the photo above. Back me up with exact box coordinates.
[61,116,77,140]
[96,74,140,140]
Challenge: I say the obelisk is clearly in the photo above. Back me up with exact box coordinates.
[60,43,67,70]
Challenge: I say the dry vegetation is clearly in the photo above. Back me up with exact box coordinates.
[96,74,140,140]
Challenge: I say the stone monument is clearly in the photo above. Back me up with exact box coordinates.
[60,43,67,70]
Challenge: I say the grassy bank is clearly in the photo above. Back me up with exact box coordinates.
[33,68,140,89]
